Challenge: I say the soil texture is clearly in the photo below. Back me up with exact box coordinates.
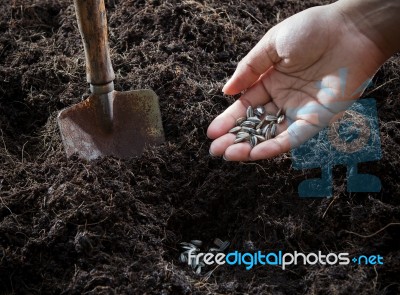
[0,0,399,294]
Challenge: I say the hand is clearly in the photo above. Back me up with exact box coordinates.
[207,3,388,161]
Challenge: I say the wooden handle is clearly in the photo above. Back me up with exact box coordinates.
[74,0,115,86]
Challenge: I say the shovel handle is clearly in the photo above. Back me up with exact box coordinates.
[74,0,115,86]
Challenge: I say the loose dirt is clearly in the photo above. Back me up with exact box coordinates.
[0,0,399,294]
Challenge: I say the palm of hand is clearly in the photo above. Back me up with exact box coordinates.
[208,5,386,161]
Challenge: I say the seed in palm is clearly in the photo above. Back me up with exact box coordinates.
[231,106,285,148]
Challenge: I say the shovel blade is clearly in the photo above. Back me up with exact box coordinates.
[58,89,165,160]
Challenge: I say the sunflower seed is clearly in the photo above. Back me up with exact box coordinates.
[229,126,242,133]
[236,117,246,125]
[264,115,277,122]
[262,124,271,137]
[256,119,265,129]
[277,114,285,124]
[234,137,247,144]
[241,127,256,134]
[190,240,203,247]
[237,132,250,139]
[241,121,256,128]
[266,125,273,140]
[180,253,187,263]
[255,135,266,142]
[247,116,261,123]
[271,123,277,138]
[246,106,254,118]
[180,243,196,249]
[276,108,282,117]
[219,241,230,251]
[179,238,231,275]
[214,238,223,247]
[181,245,198,251]
[250,136,258,148]
[254,106,265,116]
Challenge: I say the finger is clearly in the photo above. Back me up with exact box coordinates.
[207,85,272,140]
[209,133,235,157]
[222,31,277,95]
[224,142,252,161]
[250,119,322,160]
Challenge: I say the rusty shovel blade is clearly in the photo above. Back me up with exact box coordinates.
[57,89,165,160]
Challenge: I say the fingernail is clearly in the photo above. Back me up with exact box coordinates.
[222,77,232,93]
[222,84,228,94]
[209,149,216,158]
[223,154,229,161]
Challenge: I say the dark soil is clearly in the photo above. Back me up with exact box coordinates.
[1,0,399,294]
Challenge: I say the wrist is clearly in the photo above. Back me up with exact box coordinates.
[333,0,400,59]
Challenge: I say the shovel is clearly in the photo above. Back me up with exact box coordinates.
[58,0,165,160]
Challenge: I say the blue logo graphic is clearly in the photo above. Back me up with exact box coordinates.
[290,70,382,197]
[352,255,384,265]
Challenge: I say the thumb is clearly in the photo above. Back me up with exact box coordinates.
[222,30,278,95]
